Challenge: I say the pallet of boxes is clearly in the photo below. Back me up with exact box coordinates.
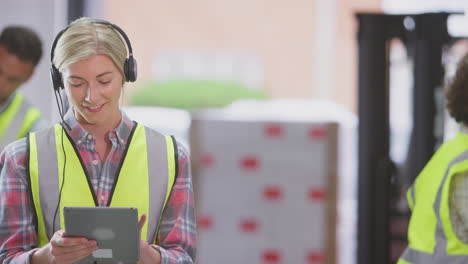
[190,100,343,264]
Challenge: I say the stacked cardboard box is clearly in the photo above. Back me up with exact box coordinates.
[191,111,338,264]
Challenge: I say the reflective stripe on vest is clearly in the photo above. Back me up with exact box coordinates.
[407,185,416,211]
[0,93,41,149]
[28,123,176,246]
[400,246,468,264]
[399,134,468,263]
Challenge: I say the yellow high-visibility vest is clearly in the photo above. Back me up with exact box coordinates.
[0,92,41,149]
[28,123,176,246]
[399,132,468,263]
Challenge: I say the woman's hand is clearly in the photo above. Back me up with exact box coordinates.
[32,230,98,264]
[138,214,162,264]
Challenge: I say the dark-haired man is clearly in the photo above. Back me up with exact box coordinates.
[0,26,48,149]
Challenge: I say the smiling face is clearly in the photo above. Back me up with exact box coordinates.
[62,54,123,130]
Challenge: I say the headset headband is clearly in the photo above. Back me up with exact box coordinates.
[50,18,134,64]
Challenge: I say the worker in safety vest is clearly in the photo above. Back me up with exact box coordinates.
[399,52,468,263]
[0,25,48,150]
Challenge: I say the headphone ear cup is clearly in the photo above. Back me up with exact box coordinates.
[124,57,137,82]
[50,65,63,91]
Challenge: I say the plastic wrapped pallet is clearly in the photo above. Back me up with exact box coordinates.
[190,99,357,264]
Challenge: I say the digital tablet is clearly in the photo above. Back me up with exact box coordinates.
[63,206,139,264]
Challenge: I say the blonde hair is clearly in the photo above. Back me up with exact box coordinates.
[53,17,127,81]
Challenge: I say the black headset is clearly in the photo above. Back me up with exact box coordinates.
[50,18,137,92]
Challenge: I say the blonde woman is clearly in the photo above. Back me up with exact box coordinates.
[0,17,196,264]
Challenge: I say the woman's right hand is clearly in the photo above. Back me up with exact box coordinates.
[32,230,98,264]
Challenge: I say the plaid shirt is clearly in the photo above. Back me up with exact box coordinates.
[0,109,196,263]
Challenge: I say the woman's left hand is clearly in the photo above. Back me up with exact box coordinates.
[137,214,162,264]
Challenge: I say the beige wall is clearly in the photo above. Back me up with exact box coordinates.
[103,0,381,112]
[336,0,381,112]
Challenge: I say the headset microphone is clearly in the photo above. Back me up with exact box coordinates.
[53,89,71,131]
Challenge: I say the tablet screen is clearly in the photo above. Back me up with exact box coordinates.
[63,206,139,263]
